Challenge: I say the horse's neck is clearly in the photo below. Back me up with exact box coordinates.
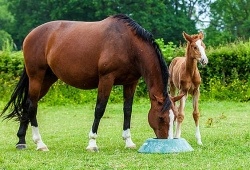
[139,54,165,98]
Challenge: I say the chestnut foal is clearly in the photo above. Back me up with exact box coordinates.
[169,31,208,145]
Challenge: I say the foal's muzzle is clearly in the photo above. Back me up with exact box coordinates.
[199,58,208,66]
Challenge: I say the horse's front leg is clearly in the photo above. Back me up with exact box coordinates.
[86,76,114,152]
[86,98,108,152]
[122,83,137,149]
[192,88,202,145]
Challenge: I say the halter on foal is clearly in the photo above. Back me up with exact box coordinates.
[169,31,208,145]
[1,14,183,151]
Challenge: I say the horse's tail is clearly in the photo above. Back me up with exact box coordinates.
[1,67,29,121]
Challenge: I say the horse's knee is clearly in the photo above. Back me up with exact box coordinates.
[193,112,200,120]
[177,113,184,123]
[193,112,200,126]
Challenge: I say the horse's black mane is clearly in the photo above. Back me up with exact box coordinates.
[113,14,171,112]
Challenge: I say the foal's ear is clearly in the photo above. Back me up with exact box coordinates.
[183,31,192,42]
[153,95,164,105]
[199,31,204,40]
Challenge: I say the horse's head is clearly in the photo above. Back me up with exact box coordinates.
[183,31,208,66]
[148,94,184,139]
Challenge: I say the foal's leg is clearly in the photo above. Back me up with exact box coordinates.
[86,76,114,152]
[174,91,187,138]
[192,88,202,145]
[169,81,176,97]
[122,82,137,148]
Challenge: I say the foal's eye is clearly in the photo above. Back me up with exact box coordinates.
[193,46,197,50]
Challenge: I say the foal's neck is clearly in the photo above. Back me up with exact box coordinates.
[185,46,198,75]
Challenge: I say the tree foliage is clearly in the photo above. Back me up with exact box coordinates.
[205,0,250,46]
[1,0,207,49]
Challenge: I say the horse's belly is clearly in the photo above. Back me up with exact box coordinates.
[51,62,99,89]
[61,76,99,89]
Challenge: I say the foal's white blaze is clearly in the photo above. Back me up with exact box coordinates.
[195,39,208,65]
[195,126,203,145]
[86,130,98,150]
[31,126,49,151]
[122,129,136,148]
[168,109,174,139]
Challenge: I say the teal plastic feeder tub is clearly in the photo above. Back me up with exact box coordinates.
[138,138,194,154]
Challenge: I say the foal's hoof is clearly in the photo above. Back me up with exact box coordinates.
[86,147,99,152]
[16,144,27,150]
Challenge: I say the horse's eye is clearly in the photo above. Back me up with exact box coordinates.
[159,117,164,123]
[193,46,197,50]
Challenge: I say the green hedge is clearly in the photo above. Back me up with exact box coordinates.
[0,39,249,103]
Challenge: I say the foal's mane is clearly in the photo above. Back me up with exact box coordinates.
[112,14,171,111]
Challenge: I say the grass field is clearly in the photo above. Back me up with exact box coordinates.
[0,99,249,169]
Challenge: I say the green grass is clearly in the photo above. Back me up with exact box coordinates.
[0,99,249,169]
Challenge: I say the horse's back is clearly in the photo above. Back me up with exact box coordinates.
[23,17,138,89]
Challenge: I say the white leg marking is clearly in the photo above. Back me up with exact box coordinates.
[195,126,203,145]
[168,109,174,139]
[31,126,49,151]
[86,130,98,151]
[174,122,181,138]
[122,129,136,148]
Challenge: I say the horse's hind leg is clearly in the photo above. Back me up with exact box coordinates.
[122,82,137,149]
[30,71,58,151]
[23,68,57,151]
[16,109,29,149]
[192,88,202,145]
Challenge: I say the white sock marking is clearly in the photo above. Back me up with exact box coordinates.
[122,129,136,148]
[195,126,203,145]
[86,130,98,150]
[31,126,48,151]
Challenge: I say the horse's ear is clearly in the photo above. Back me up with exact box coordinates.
[183,31,192,42]
[199,31,204,40]
[170,93,185,102]
[153,95,164,105]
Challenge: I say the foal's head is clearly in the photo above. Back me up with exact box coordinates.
[183,31,208,65]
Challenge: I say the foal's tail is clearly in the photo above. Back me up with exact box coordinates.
[1,67,29,121]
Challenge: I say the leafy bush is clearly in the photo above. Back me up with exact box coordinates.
[0,39,249,103]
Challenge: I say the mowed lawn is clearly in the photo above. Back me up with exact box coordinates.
[0,99,249,169]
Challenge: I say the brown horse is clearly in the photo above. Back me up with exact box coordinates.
[169,31,208,145]
[1,14,183,151]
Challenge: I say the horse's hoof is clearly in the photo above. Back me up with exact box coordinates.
[86,147,99,152]
[16,144,27,150]
[126,145,136,149]
[37,147,49,151]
